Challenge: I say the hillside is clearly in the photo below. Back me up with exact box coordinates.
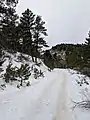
[0,64,90,120]
[0,51,47,90]
[43,43,90,77]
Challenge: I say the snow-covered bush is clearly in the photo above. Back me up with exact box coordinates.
[3,63,31,87]
[33,68,44,79]
[16,64,31,86]
[26,81,31,86]
[76,75,89,86]
[3,63,17,83]
[73,88,90,110]
[33,68,39,79]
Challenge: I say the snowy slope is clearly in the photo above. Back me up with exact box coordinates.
[0,51,47,89]
[0,52,90,120]
[67,69,90,120]
[0,68,90,120]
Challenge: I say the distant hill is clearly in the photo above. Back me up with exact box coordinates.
[43,43,90,77]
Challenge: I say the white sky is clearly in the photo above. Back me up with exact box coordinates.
[17,0,90,46]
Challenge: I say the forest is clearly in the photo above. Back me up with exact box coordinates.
[0,0,90,78]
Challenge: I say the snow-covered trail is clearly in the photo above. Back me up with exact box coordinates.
[26,70,71,120]
[53,71,72,120]
[0,70,71,120]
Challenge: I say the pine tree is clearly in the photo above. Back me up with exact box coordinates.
[33,15,48,62]
[3,63,14,83]
[85,31,90,45]
[19,9,35,61]
[16,64,31,86]
[43,50,54,69]
[0,0,19,52]
[84,31,90,67]
[0,0,7,49]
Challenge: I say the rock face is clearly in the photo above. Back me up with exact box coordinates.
[43,48,66,69]
[42,43,90,77]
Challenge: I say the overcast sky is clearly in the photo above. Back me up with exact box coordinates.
[17,0,90,46]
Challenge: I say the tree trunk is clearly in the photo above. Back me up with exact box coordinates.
[35,57,37,63]
[20,79,23,86]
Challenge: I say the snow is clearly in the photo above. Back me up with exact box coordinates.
[67,69,90,120]
[0,52,90,120]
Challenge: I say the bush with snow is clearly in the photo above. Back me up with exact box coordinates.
[33,68,44,79]
[16,64,31,86]
[2,63,31,87]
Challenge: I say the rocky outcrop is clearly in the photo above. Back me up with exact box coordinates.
[43,48,66,69]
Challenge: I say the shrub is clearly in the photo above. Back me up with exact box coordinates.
[3,63,31,87]
[3,63,17,83]
[33,68,44,79]
[16,64,31,86]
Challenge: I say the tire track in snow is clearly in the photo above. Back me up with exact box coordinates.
[53,72,72,120]
[0,70,72,120]
[26,71,63,120]
[0,71,58,120]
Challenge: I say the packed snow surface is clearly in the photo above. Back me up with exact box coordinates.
[0,68,90,120]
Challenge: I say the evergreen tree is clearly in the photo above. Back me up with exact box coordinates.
[19,9,35,61]
[85,31,90,45]
[16,64,31,86]
[33,15,48,62]
[43,50,54,69]
[0,0,19,52]
[3,63,31,85]
[0,0,7,49]
[3,63,15,83]
[84,31,90,67]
